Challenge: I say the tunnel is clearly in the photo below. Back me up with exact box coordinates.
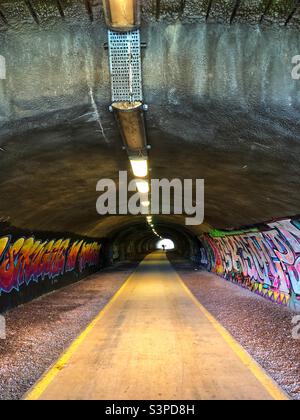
[0,0,300,401]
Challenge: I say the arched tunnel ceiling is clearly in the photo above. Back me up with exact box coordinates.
[0,1,300,240]
[0,1,300,28]
[111,220,196,255]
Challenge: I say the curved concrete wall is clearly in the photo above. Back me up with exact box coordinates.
[1,23,300,131]
[0,225,105,311]
[144,23,300,112]
[200,217,300,311]
[0,23,109,130]
[1,22,300,234]
[0,16,299,312]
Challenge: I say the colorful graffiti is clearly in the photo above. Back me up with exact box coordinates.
[0,235,102,294]
[200,218,300,310]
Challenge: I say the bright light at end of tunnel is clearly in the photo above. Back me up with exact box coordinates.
[157,239,175,250]
[130,158,148,178]
[141,200,150,207]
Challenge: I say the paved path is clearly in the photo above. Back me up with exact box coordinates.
[26,253,287,400]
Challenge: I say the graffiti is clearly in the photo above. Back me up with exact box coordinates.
[200,218,300,309]
[65,240,84,273]
[292,55,300,80]
[0,235,102,294]
[0,55,5,80]
[78,241,102,273]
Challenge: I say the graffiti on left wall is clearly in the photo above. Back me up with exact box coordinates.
[0,235,102,294]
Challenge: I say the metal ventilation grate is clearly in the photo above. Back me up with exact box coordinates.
[108,30,143,103]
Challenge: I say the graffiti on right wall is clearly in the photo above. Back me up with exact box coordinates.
[200,218,300,311]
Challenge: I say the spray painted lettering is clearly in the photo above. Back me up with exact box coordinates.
[0,236,102,294]
[200,219,300,310]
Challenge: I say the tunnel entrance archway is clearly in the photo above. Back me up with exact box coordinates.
[156,239,175,251]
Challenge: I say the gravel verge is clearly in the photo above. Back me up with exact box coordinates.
[169,256,300,400]
[0,263,137,400]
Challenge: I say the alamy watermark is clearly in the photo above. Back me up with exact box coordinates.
[292,316,300,340]
[292,55,300,80]
[0,315,6,340]
[96,172,204,226]
[0,55,6,80]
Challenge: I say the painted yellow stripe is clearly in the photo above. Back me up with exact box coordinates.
[24,268,137,401]
[25,254,289,401]
[177,273,289,401]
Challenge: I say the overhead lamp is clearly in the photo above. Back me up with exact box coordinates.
[112,102,147,155]
[141,200,150,207]
[136,180,149,194]
[102,0,141,32]
[130,157,148,178]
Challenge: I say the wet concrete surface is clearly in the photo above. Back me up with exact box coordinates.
[0,262,137,400]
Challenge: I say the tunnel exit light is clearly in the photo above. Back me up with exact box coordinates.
[157,239,175,250]
[141,200,150,208]
[102,0,141,32]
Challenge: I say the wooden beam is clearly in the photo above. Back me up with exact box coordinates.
[24,0,40,25]
[0,7,8,25]
[230,0,242,24]
[180,0,186,17]
[55,0,65,19]
[84,0,93,22]
[156,0,161,21]
[260,0,274,23]
[285,1,300,26]
[206,0,214,22]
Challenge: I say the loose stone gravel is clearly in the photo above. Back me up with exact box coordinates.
[171,257,300,400]
[2,256,299,400]
[0,263,137,400]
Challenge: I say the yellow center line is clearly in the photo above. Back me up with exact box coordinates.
[25,255,289,401]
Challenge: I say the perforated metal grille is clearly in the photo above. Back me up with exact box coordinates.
[108,30,143,103]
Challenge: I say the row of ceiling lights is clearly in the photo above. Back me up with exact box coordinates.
[103,0,163,240]
[147,216,163,240]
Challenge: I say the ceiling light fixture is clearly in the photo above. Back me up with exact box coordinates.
[102,0,141,32]
[141,200,150,208]
[136,180,149,194]
[130,157,148,178]
[112,102,147,155]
